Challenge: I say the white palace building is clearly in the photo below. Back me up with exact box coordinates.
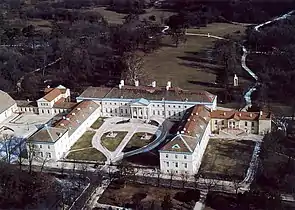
[0,80,272,175]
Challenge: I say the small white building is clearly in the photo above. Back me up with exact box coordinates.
[17,85,76,116]
[0,90,17,123]
[210,110,272,135]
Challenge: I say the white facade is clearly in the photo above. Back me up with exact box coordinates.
[28,101,101,161]
[159,122,211,175]
[0,103,17,123]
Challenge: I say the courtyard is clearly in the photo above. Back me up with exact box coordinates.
[0,113,52,138]
[123,132,157,152]
[101,131,128,151]
[199,139,255,180]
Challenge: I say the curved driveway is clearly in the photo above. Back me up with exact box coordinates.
[91,117,164,163]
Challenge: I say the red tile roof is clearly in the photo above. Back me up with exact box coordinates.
[43,88,62,102]
[210,110,271,121]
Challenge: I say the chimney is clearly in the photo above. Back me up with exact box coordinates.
[177,131,180,135]
[223,112,226,116]
[119,84,122,89]
[250,113,253,117]
[60,123,64,126]
[152,81,156,88]
[239,113,242,117]
[183,128,186,131]
[120,80,124,87]
[188,119,190,121]
[72,113,75,116]
[166,85,169,91]
[260,111,263,116]
[77,108,81,111]
[135,80,139,87]
[167,81,171,88]
[66,118,70,121]
[47,85,50,89]
[62,116,66,119]
[27,99,30,102]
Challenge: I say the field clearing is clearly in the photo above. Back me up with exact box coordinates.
[186,22,246,37]
[144,23,250,92]
[86,7,126,24]
[199,139,255,180]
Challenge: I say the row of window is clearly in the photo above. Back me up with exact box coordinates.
[214,120,255,126]
[166,170,188,174]
[37,144,51,149]
[39,103,49,106]
[166,161,188,168]
[103,102,189,109]
[34,151,51,158]
[165,154,187,159]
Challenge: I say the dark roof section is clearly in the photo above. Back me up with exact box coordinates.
[210,110,272,121]
[16,100,37,107]
[28,127,67,143]
[53,99,77,109]
[78,85,216,103]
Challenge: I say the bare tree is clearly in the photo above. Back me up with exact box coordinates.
[26,141,38,174]
[194,173,200,190]
[1,134,14,163]
[154,168,162,187]
[180,172,189,189]
[168,170,175,188]
[121,53,146,84]
[40,153,50,173]
[200,174,218,192]
[142,169,150,184]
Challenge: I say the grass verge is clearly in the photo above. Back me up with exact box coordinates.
[91,117,106,129]
[101,131,128,151]
[70,131,95,150]
[66,148,106,162]
[123,132,156,152]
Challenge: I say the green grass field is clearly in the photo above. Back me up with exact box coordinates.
[199,139,255,181]
[66,148,106,162]
[91,117,106,129]
[144,23,249,93]
[101,131,128,151]
[123,132,156,152]
[70,131,95,150]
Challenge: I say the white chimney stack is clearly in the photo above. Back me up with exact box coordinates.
[166,85,169,91]
[152,81,156,88]
[260,111,263,116]
[167,81,171,88]
[120,80,124,86]
[135,80,139,87]
[27,99,30,102]
[47,85,50,89]
[119,84,122,89]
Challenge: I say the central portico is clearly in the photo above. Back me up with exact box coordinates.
[130,98,151,119]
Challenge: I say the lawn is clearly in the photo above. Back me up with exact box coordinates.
[70,131,95,150]
[144,23,250,93]
[98,181,199,209]
[101,131,128,151]
[66,148,106,162]
[199,139,255,180]
[91,117,106,129]
[123,132,156,152]
[186,22,246,38]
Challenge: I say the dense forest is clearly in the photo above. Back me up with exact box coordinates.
[0,0,295,101]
